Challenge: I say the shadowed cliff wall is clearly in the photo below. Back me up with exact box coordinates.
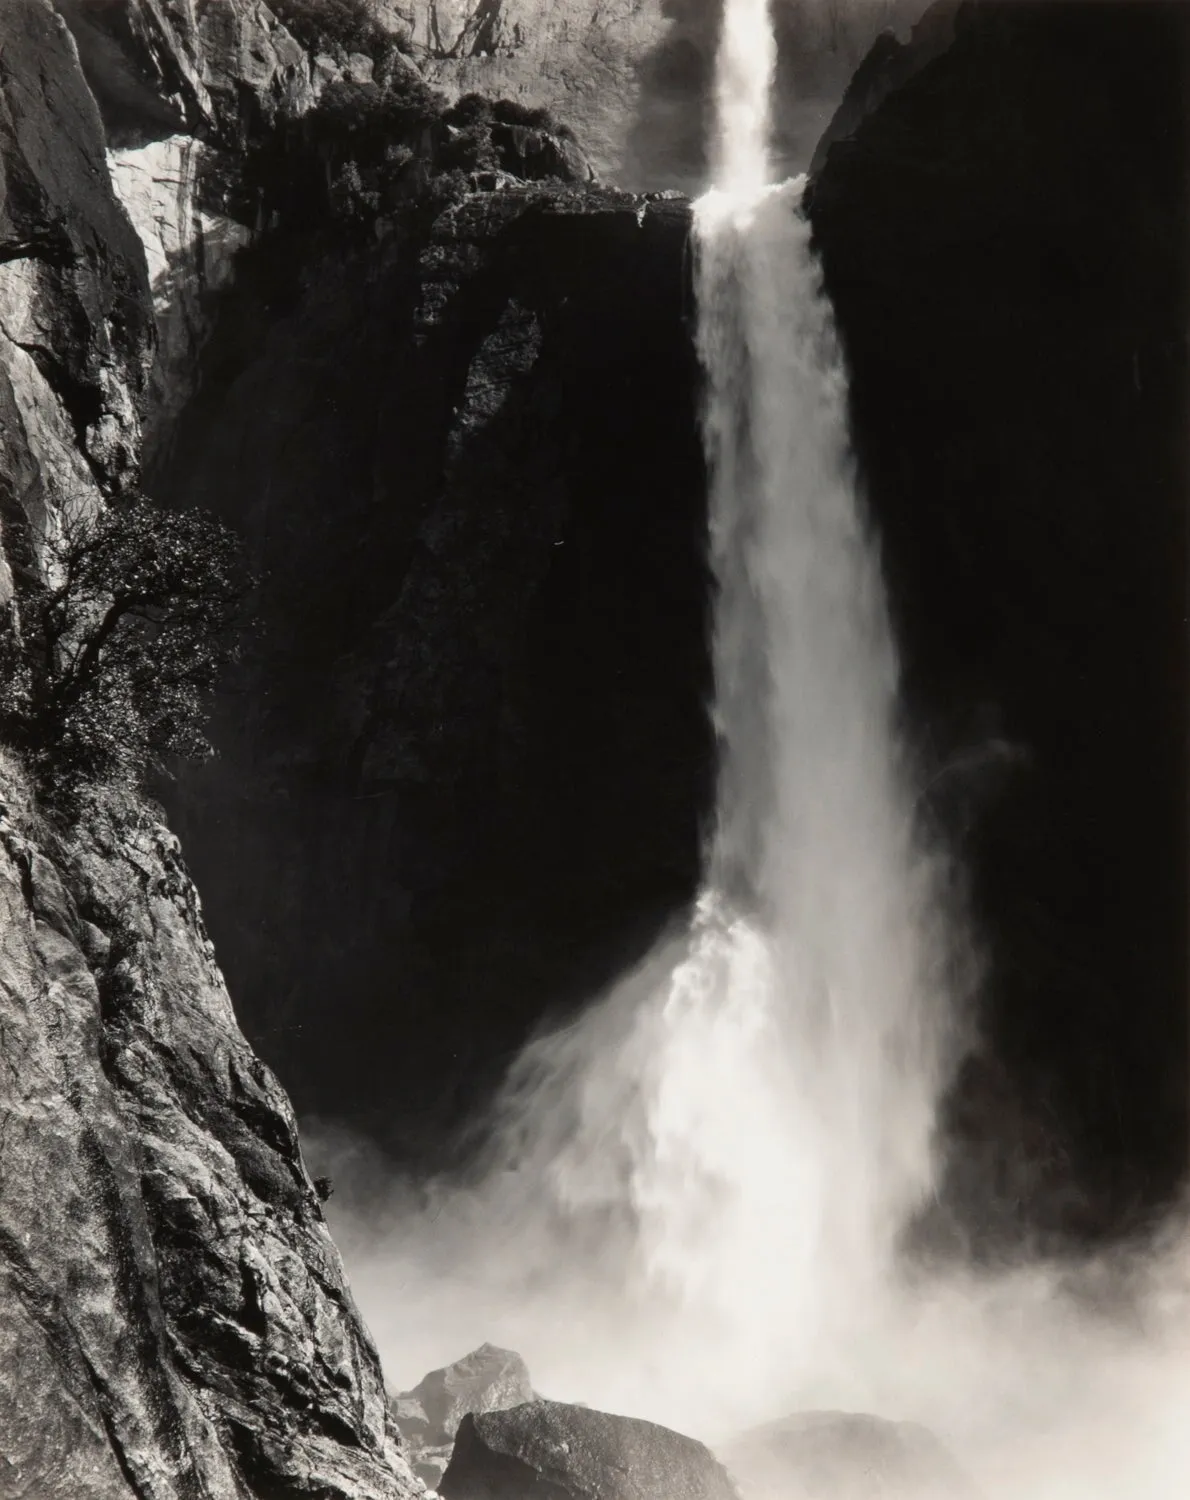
[810,0,1190,1236]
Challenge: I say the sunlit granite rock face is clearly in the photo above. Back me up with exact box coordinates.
[402,0,930,186]
[0,767,416,1499]
[105,134,250,465]
[0,0,151,594]
[0,3,419,1494]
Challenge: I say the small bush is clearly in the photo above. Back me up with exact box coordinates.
[438,121,499,174]
[445,93,495,128]
[491,98,557,130]
[313,74,443,141]
[269,0,405,63]
[0,499,252,794]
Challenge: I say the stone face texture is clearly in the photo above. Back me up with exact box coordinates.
[394,1343,537,1490]
[0,766,419,1499]
[53,0,317,145]
[0,6,419,1496]
[809,0,1190,1231]
[406,0,930,186]
[0,0,152,590]
[405,1342,535,1446]
[440,1400,740,1500]
[106,134,250,464]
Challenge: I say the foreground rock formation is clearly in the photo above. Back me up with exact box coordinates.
[0,0,423,1493]
[440,1400,741,1500]
[0,766,414,1499]
[394,1342,537,1488]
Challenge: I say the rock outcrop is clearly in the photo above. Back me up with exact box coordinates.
[722,1411,981,1500]
[808,0,1190,1236]
[0,0,151,591]
[394,1342,536,1488]
[408,0,936,186]
[0,762,416,1499]
[54,0,320,145]
[439,1400,740,1500]
[0,2,420,1494]
[105,134,249,463]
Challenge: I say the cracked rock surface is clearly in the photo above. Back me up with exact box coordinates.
[0,0,152,595]
[0,767,419,1498]
[0,4,419,1495]
[394,1342,537,1488]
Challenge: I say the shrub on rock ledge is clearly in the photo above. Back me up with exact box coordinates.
[0,498,251,794]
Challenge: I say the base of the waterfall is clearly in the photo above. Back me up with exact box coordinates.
[390,1344,980,1500]
[440,1400,738,1500]
[722,1410,983,1500]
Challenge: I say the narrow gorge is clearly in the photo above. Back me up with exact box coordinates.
[0,1,1186,1497]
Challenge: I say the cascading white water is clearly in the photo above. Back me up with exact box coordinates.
[329,2,1190,1483]
[466,0,959,1411]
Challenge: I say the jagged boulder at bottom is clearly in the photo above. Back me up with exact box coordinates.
[440,1400,741,1500]
[722,1411,981,1500]
[394,1342,536,1489]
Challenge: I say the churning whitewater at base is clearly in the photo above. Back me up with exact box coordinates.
[316,0,1190,1493]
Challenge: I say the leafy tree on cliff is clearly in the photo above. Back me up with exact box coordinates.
[0,498,251,792]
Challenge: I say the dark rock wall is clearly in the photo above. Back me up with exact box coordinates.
[809,0,1190,1230]
[154,0,1190,1230]
[157,185,710,1161]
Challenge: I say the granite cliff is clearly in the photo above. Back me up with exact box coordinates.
[0,0,704,1490]
[0,2,1187,1494]
[809,0,1190,1239]
[145,0,1190,1238]
[0,0,466,1493]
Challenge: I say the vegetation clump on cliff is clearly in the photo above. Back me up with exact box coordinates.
[0,499,251,796]
[244,63,591,235]
[268,0,412,68]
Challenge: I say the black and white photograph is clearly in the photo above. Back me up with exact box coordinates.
[0,1,1186,1495]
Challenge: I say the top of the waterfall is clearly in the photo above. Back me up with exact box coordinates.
[711,0,778,194]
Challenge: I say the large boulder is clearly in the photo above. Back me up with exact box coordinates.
[440,1399,741,1500]
[395,1342,536,1489]
[404,1342,536,1446]
[722,1412,981,1500]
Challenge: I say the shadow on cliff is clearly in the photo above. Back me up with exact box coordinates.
[809,0,1190,1236]
[153,189,712,1167]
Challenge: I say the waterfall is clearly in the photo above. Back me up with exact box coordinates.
[334,5,1190,1483]
[464,0,960,1418]
[346,0,967,1441]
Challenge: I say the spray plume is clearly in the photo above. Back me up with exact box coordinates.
[312,0,1190,1492]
